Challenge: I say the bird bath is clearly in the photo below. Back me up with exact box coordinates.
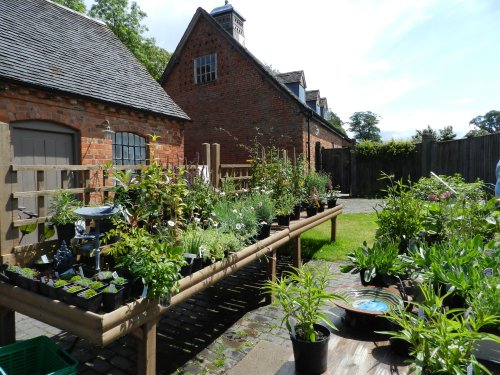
[333,286,404,316]
[74,206,121,272]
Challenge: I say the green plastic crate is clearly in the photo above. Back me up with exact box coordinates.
[0,336,77,375]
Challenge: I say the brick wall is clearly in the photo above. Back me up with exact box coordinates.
[163,16,309,164]
[0,81,185,165]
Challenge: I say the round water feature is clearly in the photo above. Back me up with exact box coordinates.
[352,299,389,313]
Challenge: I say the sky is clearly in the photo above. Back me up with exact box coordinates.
[84,0,500,140]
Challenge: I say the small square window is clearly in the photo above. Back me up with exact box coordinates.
[194,53,217,84]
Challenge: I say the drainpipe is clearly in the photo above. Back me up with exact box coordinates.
[306,109,313,173]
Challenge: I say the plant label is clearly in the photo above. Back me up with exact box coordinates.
[108,284,116,293]
[79,266,84,277]
[467,363,473,375]
[97,272,104,280]
[41,276,46,283]
[112,271,119,279]
[140,286,148,299]
[54,272,59,278]
[41,255,49,264]
[48,279,54,287]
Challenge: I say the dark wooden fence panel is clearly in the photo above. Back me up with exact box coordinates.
[321,148,351,194]
[321,133,499,196]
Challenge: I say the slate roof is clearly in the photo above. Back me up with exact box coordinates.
[210,2,246,21]
[320,97,328,107]
[306,90,320,102]
[0,0,189,120]
[161,8,348,141]
[275,71,305,85]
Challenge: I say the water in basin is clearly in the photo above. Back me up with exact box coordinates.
[352,299,388,312]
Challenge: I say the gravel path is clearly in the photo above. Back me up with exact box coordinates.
[336,198,384,214]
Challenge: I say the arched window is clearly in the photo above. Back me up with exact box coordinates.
[112,132,146,165]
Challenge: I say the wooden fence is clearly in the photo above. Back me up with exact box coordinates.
[321,132,500,196]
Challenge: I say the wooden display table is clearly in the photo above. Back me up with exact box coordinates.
[0,205,342,374]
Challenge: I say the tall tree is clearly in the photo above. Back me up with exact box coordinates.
[411,125,438,143]
[327,111,347,137]
[51,0,86,12]
[469,110,500,133]
[89,0,170,80]
[465,128,490,138]
[348,111,381,142]
[438,126,456,141]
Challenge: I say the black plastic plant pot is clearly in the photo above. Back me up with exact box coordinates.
[38,280,51,297]
[257,223,272,240]
[56,223,76,246]
[28,278,40,293]
[306,205,318,217]
[4,270,20,285]
[291,204,301,221]
[291,324,330,375]
[17,276,31,290]
[61,284,86,305]
[327,199,337,209]
[318,204,325,213]
[277,215,290,226]
[74,291,103,313]
[102,288,124,313]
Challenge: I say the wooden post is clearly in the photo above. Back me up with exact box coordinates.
[201,143,211,183]
[137,320,157,375]
[0,307,15,345]
[282,149,288,162]
[331,216,337,242]
[0,122,16,264]
[265,249,277,304]
[37,171,45,240]
[292,236,301,268]
[210,143,220,189]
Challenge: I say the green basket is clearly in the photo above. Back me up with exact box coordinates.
[0,336,78,375]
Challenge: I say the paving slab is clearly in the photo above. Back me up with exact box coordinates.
[227,340,292,375]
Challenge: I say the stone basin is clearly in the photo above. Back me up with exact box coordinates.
[74,205,120,220]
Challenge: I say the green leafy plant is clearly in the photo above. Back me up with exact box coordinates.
[110,226,185,300]
[274,192,296,217]
[49,190,82,225]
[89,281,105,290]
[110,277,128,286]
[82,289,98,299]
[381,283,500,375]
[66,285,84,294]
[248,192,275,225]
[54,279,68,288]
[264,264,343,342]
[341,240,412,284]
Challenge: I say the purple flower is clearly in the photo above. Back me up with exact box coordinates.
[439,191,452,199]
[428,194,438,201]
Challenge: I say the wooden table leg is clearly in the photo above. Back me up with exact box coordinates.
[265,249,277,304]
[331,216,337,242]
[0,307,15,346]
[293,236,302,268]
[137,320,157,375]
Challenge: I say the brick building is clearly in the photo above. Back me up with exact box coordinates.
[161,4,350,167]
[0,0,189,173]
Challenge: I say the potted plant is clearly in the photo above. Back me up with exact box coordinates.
[74,288,103,313]
[381,283,499,375]
[50,279,69,300]
[49,190,82,245]
[62,284,86,305]
[274,192,296,226]
[110,276,129,300]
[326,180,340,208]
[264,264,344,374]
[249,192,275,240]
[4,265,22,285]
[340,240,412,286]
[102,284,124,312]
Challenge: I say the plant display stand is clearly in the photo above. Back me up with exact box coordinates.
[0,206,342,375]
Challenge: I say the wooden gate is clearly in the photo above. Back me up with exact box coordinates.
[321,148,351,194]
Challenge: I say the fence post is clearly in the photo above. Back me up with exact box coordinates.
[0,122,15,264]
[201,143,211,183]
[211,143,220,189]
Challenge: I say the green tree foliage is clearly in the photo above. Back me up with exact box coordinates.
[438,125,456,141]
[52,0,86,12]
[348,111,381,142]
[89,0,171,80]
[469,110,500,134]
[411,125,438,143]
[465,128,490,138]
[327,111,347,137]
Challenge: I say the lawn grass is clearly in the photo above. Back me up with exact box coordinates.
[299,212,378,262]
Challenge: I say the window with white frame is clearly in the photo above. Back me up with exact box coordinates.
[112,132,146,165]
[194,53,217,84]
